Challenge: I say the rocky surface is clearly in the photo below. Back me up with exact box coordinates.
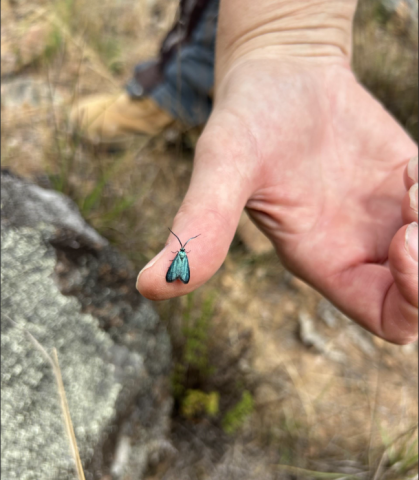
[1,171,172,480]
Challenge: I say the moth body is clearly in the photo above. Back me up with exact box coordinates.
[165,229,200,284]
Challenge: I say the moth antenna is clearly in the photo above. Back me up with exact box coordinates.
[183,234,201,248]
[168,228,183,248]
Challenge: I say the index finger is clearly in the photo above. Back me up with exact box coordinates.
[404,155,418,189]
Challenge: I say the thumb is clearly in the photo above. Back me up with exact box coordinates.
[383,222,418,344]
[136,131,254,300]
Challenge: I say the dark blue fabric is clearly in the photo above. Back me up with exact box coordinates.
[142,0,219,127]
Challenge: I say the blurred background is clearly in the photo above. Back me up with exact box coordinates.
[1,0,418,479]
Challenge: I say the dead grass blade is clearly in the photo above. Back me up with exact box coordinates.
[52,348,86,480]
[274,464,364,479]
[29,6,118,88]
[4,315,86,480]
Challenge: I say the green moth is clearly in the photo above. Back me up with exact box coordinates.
[166,228,201,284]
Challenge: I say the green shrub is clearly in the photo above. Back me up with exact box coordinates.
[172,292,216,401]
[222,391,254,434]
[181,390,220,419]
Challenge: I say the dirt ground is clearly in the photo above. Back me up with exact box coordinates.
[1,0,418,479]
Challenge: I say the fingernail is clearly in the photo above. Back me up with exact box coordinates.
[136,245,167,286]
[405,222,418,262]
[408,156,418,183]
[409,184,418,214]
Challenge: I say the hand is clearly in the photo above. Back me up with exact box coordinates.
[137,2,418,345]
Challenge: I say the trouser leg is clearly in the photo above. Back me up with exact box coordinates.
[126,0,219,127]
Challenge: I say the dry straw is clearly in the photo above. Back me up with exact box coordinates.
[5,316,86,480]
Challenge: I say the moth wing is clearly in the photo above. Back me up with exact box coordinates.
[166,253,181,283]
[179,255,190,284]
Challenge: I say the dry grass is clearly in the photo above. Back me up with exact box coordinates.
[353,0,418,141]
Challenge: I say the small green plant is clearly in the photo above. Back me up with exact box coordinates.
[172,292,216,401]
[47,133,78,196]
[94,195,137,228]
[47,135,137,236]
[55,0,76,26]
[181,390,219,419]
[182,292,215,375]
[171,291,222,424]
[171,294,255,429]
[43,25,64,63]
[172,363,187,400]
[93,36,122,74]
[54,0,123,73]
[383,426,418,477]
[222,390,254,434]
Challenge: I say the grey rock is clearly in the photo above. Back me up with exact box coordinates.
[1,227,121,480]
[1,77,64,108]
[298,311,346,363]
[1,171,106,249]
[1,171,172,479]
[317,300,375,357]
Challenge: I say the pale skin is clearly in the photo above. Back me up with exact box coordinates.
[137,0,418,345]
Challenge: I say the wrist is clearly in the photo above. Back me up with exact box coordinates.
[215,0,358,81]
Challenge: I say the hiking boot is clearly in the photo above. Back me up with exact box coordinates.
[69,92,174,146]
